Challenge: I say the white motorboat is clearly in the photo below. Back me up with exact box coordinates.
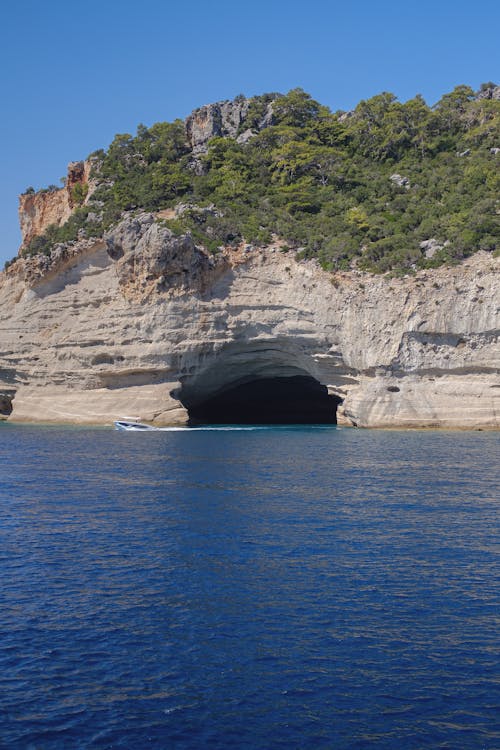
[114,418,159,431]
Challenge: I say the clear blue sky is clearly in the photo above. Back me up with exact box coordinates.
[1,0,498,266]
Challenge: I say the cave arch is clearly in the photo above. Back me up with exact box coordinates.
[176,342,341,425]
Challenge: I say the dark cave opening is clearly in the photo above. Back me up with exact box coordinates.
[0,394,13,416]
[186,375,341,425]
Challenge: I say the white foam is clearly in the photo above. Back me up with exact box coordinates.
[153,425,338,432]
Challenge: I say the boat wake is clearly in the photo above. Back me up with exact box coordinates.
[114,420,338,432]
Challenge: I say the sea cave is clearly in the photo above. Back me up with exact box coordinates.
[176,342,343,425]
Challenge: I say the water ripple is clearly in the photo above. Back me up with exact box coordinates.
[0,425,498,748]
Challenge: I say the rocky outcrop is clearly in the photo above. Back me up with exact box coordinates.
[104,212,229,298]
[18,160,92,248]
[477,84,500,100]
[185,97,273,154]
[185,99,250,154]
[0,214,498,428]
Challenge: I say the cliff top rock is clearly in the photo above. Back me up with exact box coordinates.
[185,96,274,154]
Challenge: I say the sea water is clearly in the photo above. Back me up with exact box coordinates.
[0,424,498,749]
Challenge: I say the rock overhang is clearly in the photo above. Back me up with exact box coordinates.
[175,338,326,408]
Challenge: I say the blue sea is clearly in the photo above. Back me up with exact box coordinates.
[0,424,498,749]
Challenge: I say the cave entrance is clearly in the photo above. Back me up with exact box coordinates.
[183,375,341,425]
[0,393,13,417]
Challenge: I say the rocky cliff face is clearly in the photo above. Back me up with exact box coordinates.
[185,97,273,154]
[0,214,498,428]
[186,99,249,153]
[477,84,500,100]
[4,92,500,428]
[19,160,93,248]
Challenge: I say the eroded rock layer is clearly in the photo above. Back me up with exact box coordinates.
[0,214,498,428]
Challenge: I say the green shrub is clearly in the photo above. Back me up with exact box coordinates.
[71,182,89,205]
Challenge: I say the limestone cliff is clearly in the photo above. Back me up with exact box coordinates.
[186,99,250,154]
[0,213,498,428]
[19,160,93,248]
[4,88,500,428]
[185,97,274,154]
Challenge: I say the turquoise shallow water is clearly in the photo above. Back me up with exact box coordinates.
[0,425,499,749]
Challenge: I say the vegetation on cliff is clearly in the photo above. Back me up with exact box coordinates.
[19,84,499,274]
